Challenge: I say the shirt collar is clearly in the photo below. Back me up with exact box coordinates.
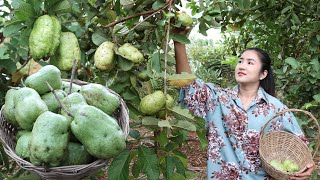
[231,84,269,103]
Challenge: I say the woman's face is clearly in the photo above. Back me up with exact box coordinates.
[235,50,267,84]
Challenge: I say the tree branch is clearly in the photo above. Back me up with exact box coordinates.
[46,81,74,118]
[104,0,173,28]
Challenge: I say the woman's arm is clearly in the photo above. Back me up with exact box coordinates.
[174,41,192,74]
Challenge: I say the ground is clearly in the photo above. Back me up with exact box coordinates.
[179,132,207,179]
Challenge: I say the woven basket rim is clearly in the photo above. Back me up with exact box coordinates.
[0,81,130,178]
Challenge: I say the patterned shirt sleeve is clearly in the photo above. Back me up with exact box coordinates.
[267,103,309,144]
[279,105,309,144]
[179,78,219,119]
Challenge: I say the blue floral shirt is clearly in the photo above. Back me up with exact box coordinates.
[179,79,307,180]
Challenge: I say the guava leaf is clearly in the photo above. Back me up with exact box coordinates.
[165,156,175,179]
[151,51,161,73]
[169,106,195,121]
[285,57,299,69]
[158,120,172,128]
[0,47,9,60]
[152,0,166,10]
[118,56,134,71]
[142,117,160,126]
[138,146,160,180]
[51,0,72,14]
[92,29,108,46]
[14,2,35,21]
[172,34,191,44]
[310,58,320,72]
[3,23,24,37]
[172,156,186,177]
[172,120,196,131]
[108,149,130,180]
[313,94,320,103]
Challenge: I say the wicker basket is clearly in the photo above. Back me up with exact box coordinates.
[259,109,319,180]
[0,80,130,180]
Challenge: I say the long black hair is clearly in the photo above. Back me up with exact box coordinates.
[242,48,276,97]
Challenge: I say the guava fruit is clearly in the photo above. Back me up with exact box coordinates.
[3,89,19,127]
[61,92,88,122]
[117,43,144,63]
[71,105,126,159]
[48,16,61,56]
[14,87,48,130]
[283,159,299,172]
[15,132,32,160]
[270,160,285,172]
[166,94,175,108]
[50,32,80,71]
[29,15,61,60]
[29,112,69,166]
[176,12,193,27]
[137,69,149,81]
[25,65,63,95]
[61,142,93,165]
[61,81,82,94]
[139,91,166,115]
[80,83,120,115]
[94,41,115,71]
[41,90,67,113]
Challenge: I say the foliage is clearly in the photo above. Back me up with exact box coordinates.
[0,0,319,179]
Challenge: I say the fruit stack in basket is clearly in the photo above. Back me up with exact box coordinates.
[1,64,127,168]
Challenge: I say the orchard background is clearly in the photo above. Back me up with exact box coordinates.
[0,0,319,179]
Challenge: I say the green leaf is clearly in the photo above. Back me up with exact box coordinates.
[310,58,320,72]
[11,0,24,9]
[0,59,17,73]
[170,106,195,121]
[0,47,9,60]
[172,34,191,44]
[172,156,186,177]
[150,51,161,73]
[142,117,160,126]
[120,0,135,6]
[14,2,35,21]
[172,120,196,131]
[118,56,134,71]
[164,12,175,19]
[152,0,165,10]
[285,57,299,69]
[242,0,251,9]
[313,94,320,103]
[281,6,291,14]
[0,145,10,170]
[302,102,318,110]
[158,131,168,147]
[51,0,72,14]
[132,161,142,178]
[92,29,108,46]
[292,13,301,25]
[18,48,28,60]
[108,149,131,180]
[129,129,140,139]
[138,146,160,180]
[3,23,24,37]
[165,156,175,179]
[158,120,172,128]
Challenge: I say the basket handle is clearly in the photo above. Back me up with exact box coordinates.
[260,108,320,158]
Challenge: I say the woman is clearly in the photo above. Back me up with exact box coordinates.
[173,40,316,179]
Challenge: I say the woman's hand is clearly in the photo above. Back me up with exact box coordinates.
[289,162,316,180]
